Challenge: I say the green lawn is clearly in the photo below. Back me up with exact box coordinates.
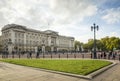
[0,59,112,75]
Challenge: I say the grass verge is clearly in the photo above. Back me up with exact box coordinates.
[0,59,112,75]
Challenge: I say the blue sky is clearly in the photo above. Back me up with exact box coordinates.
[0,0,120,43]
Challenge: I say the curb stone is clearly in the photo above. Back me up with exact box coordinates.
[87,61,117,79]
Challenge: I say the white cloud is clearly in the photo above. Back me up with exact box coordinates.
[110,32,119,37]
[51,0,97,25]
[102,7,120,24]
[0,0,98,42]
[0,0,97,27]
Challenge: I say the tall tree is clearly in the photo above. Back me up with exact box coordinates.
[100,36,120,51]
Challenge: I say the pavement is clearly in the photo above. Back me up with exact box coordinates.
[92,61,120,81]
[0,62,88,81]
[0,60,120,81]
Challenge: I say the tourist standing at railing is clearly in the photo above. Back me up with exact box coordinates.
[101,52,103,59]
[108,51,111,60]
[103,51,106,59]
[112,52,117,60]
[29,51,32,59]
[2,51,5,58]
[36,51,40,58]
[18,51,21,59]
[12,51,15,58]
[90,52,92,59]
[27,51,29,58]
[98,53,100,59]
[6,51,8,58]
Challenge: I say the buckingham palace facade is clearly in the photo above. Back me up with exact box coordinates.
[1,24,74,52]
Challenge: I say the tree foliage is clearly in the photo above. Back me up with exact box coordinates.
[100,36,120,51]
[75,36,120,51]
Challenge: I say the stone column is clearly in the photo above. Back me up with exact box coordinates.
[10,30,15,43]
[56,47,59,52]
[51,46,54,52]
[24,33,26,51]
[56,37,59,47]
[35,46,38,53]
[8,39,13,54]
[8,44,12,54]
[48,36,51,46]
[42,45,45,53]
[77,45,79,51]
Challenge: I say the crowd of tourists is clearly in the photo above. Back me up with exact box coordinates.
[0,50,120,61]
[97,51,120,61]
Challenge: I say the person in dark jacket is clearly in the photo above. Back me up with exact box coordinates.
[103,51,106,59]
[36,52,40,58]
[29,51,32,59]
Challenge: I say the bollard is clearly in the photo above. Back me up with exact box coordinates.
[19,54,20,59]
[12,54,14,58]
[67,53,68,59]
[82,53,84,58]
[74,54,76,58]
[43,53,45,58]
[59,54,60,59]
[51,53,52,59]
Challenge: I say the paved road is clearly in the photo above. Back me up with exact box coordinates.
[92,61,120,81]
[0,62,88,81]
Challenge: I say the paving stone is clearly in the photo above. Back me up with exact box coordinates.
[92,62,120,81]
[1,61,119,81]
[0,62,88,81]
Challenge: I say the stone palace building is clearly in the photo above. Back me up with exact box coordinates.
[1,24,74,53]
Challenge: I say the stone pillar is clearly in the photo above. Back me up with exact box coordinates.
[57,47,59,52]
[24,33,26,51]
[11,30,15,43]
[56,37,59,47]
[77,45,79,51]
[48,36,51,46]
[42,45,45,53]
[8,44,12,54]
[35,46,38,53]
[51,46,54,52]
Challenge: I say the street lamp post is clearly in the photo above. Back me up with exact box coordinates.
[91,23,99,59]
